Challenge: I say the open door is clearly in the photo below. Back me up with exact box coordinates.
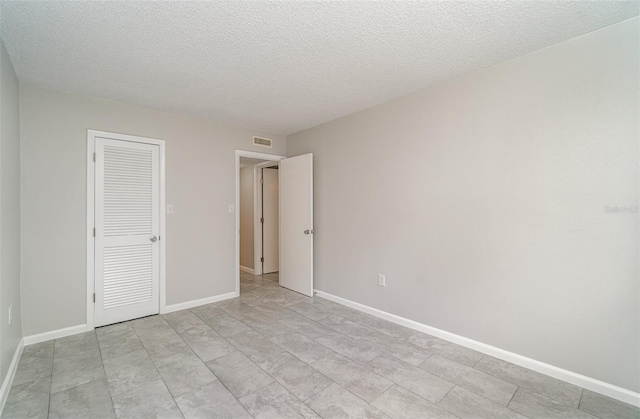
[279,153,313,297]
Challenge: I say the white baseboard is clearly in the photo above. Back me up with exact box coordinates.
[18,291,239,349]
[163,291,238,314]
[239,266,255,274]
[314,290,640,408]
[0,338,24,415]
[23,324,88,346]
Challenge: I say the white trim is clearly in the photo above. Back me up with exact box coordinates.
[164,292,237,313]
[235,150,285,295]
[253,160,279,275]
[23,324,88,346]
[239,265,255,274]
[253,165,262,275]
[314,290,640,408]
[0,338,24,414]
[86,130,167,328]
[87,135,95,329]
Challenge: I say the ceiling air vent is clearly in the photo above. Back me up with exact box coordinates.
[253,136,272,148]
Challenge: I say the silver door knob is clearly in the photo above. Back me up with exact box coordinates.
[150,236,158,242]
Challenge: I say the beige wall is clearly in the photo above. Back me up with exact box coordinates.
[287,18,639,392]
[239,166,254,270]
[20,86,285,336]
[0,38,23,385]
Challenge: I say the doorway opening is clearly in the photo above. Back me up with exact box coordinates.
[239,159,279,275]
[235,150,314,299]
[258,164,279,275]
[235,151,285,295]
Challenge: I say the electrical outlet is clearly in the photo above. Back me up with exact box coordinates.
[378,274,386,287]
[8,305,12,325]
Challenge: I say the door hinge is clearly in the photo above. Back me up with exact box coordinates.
[260,257,264,263]
[93,227,96,237]
[260,177,264,184]
[260,217,264,224]
[93,153,96,162]
[93,293,96,303]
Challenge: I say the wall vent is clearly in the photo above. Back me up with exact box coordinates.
[253,136,273,148]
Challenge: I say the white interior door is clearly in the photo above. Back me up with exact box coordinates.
[262,168,279,274]
[95,137,160,327]
[279,153,313,296]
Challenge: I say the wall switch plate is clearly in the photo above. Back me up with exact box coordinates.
[166,204,174,214]
[378,274,386,287]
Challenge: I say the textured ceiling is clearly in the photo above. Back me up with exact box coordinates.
[1,1,638,135]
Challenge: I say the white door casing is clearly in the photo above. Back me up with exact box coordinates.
[235,150,284,290]
[92,134,162,327]
[262,167,279,274]
[279,153,314,297]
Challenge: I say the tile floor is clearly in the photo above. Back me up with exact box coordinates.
[3,271,639,418]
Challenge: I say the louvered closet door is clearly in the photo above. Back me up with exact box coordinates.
[95,137,160,327]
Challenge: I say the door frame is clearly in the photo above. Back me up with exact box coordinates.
[86,130,166,331]
[253,161,279,275]
[235,150,284,294]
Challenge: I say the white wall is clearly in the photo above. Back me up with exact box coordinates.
[287,18,639,392]
[239,166,254,270]
[20,86,285,336]
[0,38,23,385]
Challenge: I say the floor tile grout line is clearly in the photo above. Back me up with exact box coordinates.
[467,384,542,418]
[186,345,254,416]
[471,354,590,409]
[269,333,339,367]
[300,396,327,419]
[94,329,118,418]
[418,354,521,405]
[505,384,519,407]
[368,383,396,409]
[575,391,608,419]
[369,353,460,404]
[436,384,512,419]
[511,387,598,417]
[47,332,109,415]
[307,350,408,409]
[577,388,586,411]
[245,343,335,404]
[202,360,254,418]
[129,319,187,419]
[45,341,55,419]
[167,306,241,365]
[196,290,342,415]
[319,312,397,342]
[392,382,462,418]
[472,354,485,368]
[236,357,329,416]
[176,307,275,417]
[165,310,235,368]
[332,381,393,416]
